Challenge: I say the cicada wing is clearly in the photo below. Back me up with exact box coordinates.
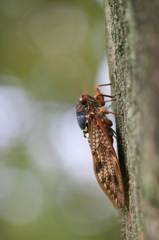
[88,114,125,208]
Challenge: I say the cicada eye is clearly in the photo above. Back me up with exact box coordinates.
[78,96,85,103]
[78,94,90,103]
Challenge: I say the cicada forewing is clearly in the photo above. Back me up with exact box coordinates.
[88,113,125,208]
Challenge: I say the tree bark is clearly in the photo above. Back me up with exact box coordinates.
[103,0,159,239]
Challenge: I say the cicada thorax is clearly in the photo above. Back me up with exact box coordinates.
[76,95,114,141]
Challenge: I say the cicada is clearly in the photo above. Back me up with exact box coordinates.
[76,83,125,208]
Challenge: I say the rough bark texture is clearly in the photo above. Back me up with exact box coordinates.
[104,0,159,239]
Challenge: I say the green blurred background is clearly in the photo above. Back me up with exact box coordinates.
[0,0,119,239]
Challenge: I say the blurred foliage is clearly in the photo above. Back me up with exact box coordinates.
[0,0,105,103]
[0,0,120,240]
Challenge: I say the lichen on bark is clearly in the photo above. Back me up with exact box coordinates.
[104,0,159,239]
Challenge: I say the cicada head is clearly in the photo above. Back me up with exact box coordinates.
[76,93,101,132]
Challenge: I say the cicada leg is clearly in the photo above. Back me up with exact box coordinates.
[94,83,121,106]
[99,108,123,115]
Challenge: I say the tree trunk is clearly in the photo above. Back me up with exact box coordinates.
[103,0,159,239]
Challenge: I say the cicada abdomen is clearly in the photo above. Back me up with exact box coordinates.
[76,84,125,208]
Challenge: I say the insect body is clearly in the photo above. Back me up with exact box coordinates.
[76,84,125,208]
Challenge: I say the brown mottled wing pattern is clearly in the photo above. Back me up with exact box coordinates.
[88,114,125,208]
